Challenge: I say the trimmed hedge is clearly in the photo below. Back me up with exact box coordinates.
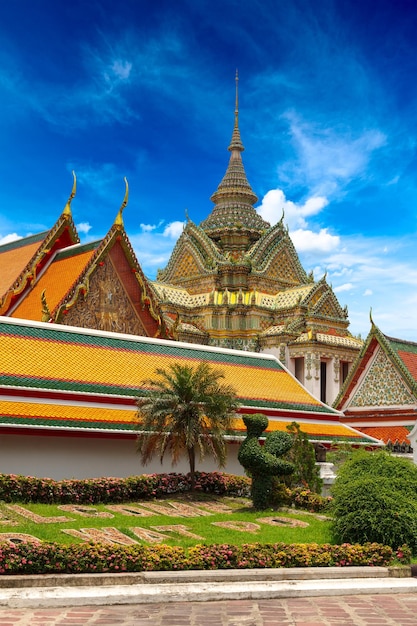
[0,472,251,504]
[0,541,401,575]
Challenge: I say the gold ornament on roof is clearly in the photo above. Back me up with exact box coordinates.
[63,171,76,217]
[41,289,51,322]
[114,177,129,227]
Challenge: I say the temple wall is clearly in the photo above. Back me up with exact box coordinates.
[262,346,343,406]
[0,434,244,480]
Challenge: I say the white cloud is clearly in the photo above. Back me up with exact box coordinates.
[334,282,354,293]
[76,222,92,234]
[363,289,373,296]
[291,228,340,253]
[163,221,185,238]
[140,223,157,232]
[257,188,328,229]
[0,233,21,245]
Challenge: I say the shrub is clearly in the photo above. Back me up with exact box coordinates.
[331,450,417,552]
[281,422,323,493]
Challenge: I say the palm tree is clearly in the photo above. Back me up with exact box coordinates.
[136,362,239,488]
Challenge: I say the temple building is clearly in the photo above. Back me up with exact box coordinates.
[0,316,380,479]
[0,77,363,406]
[334,317,417,459]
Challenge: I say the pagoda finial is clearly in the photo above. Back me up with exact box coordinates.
[369,307,374,325]
[114,177,129,227]
[63,171,76,217]
[235,68,239,129]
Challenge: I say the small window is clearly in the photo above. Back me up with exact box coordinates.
[341,361,349,384]
[294,357,304,384]
[320,361,327,403]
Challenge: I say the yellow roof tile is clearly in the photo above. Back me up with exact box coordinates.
[0,399,136,427]
[2,333,323,408]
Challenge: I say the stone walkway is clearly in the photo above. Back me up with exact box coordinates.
[0,595,416,626]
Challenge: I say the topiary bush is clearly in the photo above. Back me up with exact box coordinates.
[331,450,417,552]
[238,414,294,509]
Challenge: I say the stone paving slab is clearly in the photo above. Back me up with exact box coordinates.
[0,594,417,625]
[1,576,417,609]
[0,565,411,588]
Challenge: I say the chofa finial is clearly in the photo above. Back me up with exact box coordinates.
[114,177,129,227]
[63,171,76,217]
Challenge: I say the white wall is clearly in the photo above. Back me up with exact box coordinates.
[0,433,245,480]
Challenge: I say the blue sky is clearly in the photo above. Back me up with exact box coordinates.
[1,0,417,340]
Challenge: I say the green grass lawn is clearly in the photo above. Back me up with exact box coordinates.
[0,495,333,548]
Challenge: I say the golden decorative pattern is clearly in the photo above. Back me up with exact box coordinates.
[62,258,147,335]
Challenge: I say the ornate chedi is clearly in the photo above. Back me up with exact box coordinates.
[152,74,362,404]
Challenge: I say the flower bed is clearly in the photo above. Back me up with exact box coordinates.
[0,540,404,575]
[0,472,251,504]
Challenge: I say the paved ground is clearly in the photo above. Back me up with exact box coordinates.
[0,595,416,626]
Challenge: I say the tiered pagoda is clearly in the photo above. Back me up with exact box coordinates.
[152,74,362,404]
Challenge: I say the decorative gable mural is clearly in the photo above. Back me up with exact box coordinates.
[335,319,417,459]
[350,346,415,407]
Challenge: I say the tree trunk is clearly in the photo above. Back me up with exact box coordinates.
[188,447,196,490]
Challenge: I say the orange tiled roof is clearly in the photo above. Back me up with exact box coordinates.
[359,425,411,445]
[0,235,46,297]
[397,350,417,383]
[11,245,97,321]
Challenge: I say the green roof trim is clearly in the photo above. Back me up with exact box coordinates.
[0,415,134,431]
[387,336,417,356]
[0,375,336,413]
[0,231,48,254]
[239,397,337,414]
[0,374,140,397]
[0,416,370,442]
[54,240,101,260]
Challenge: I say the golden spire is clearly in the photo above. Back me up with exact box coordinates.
[234,68,239,129]
[63,171,76,217]
[114,177,129,227]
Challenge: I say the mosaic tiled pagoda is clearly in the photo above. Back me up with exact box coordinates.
[152,75,362,404]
